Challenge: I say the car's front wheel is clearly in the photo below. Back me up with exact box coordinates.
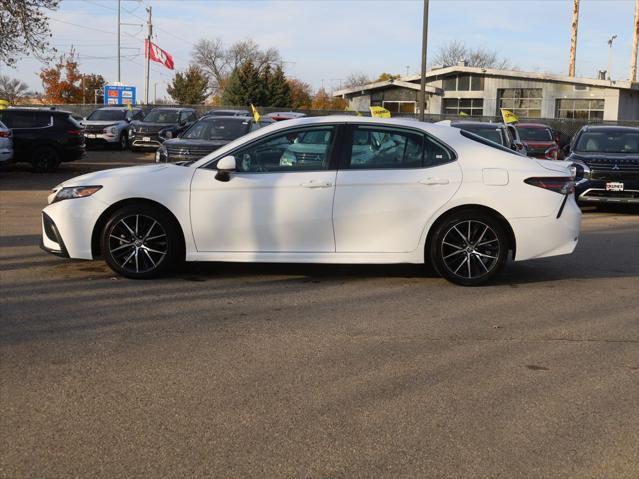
[101,204,181,279]
[118,132,128,150]
[429,211,509,286]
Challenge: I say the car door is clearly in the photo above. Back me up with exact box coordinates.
[333,124,462,253]
[190,124,339,253]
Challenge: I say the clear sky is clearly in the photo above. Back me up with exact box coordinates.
[1,0,636,101]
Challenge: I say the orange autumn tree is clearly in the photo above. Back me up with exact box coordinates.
[39,48,82,104]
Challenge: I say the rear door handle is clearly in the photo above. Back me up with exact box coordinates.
[301,180,333,188]
[419,177,450,185]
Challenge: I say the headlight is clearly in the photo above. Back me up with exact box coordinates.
[52,185,102,203]
[109,126,118,134]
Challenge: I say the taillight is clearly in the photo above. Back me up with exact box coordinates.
[544,145,559,161]
[67,129,82,135]
[524,177,575,195]
[0,130,11,138]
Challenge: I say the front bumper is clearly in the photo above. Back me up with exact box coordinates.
[130,133,163,149]
[85,133,120,145]
[575,179,639,204]
[40,212,69,257]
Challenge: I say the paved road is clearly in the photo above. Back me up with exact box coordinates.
[1,152,638,478]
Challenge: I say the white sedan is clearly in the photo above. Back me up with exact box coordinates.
[41,116,581,286]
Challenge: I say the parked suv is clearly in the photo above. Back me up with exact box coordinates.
[517,122,561,160]
[82,106,144,150]
[447,120,528,155]
[129,107,196,151]
[156,115,274,163]
[0,108,85,172]
[566,125,639,204]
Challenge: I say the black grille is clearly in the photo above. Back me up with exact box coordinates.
[166,145,214,160]
[84,125,104,134]
[584,159,639,172]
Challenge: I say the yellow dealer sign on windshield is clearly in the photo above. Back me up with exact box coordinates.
[0,99,9,110]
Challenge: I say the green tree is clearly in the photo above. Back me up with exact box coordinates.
[287,79,312,109]
[221,61,266,106]
[81,73,105,104]
[377,72,401,82]
[266,65,291,107]
[167,65,210,104]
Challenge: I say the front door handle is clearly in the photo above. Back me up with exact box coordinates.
[301,180,332,188]
[419,177,450,185]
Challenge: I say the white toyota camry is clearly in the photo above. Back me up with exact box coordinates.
[41,116,581,286]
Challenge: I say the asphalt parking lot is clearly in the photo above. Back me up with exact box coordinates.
[1,150,638,478]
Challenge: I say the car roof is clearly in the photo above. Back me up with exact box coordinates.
[97,106,141,111]
[581,125,639,132]
[451,120,505,129]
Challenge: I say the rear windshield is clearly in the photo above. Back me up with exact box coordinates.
[575,130,639,154]
[518,127,553,141]
[143,109,180,123]
[183,118,249,140]
[87,109,126,121]
[460,129,522,156]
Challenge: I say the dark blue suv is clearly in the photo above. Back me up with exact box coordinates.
[565,125,639,205]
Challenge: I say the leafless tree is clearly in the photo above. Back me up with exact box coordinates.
[0,76,32,102]
[0,0,59,67]
[343,72,372,89]
[192,38,281,96]
[433,40,511,69]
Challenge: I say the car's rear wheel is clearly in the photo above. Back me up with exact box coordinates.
[31,146,61,172]
[429,211,509,286]
[101,204,181,279]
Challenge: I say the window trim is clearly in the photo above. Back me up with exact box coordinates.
[2,112,54,130]
[201,123,343,173]
[338,123,457,170]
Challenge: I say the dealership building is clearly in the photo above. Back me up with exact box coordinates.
[333,64,639,121]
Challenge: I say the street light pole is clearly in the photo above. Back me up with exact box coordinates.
[419,0,429,121]
[607,34,617,80]
[117,0,121,83]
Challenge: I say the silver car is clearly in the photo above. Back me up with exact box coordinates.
[0,120,13,164]
[82,106,144,150]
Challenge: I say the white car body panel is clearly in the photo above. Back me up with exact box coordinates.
[41,116,580,270]
[0,122,13,163]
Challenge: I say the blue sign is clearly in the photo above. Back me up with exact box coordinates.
[103,85,137,106]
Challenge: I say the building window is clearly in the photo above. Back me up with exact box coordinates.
[573,85,589,91]
[442,75,484,91]
[555,99,604,120]
[497,88,542,118]
[443,98,483,116]
[382,101,416,113]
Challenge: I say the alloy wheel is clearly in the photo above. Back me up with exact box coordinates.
[440,220,500,280]
[107,214,168,274]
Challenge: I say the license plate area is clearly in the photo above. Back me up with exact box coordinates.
[605,182,624,192]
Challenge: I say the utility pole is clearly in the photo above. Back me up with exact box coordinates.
[117,0,121,83]
[607,35,617,80]
[569,0,580,77]
[419,0,429,121]
[144,6,152,104]
[406,65,410,77]
[631,0,639,82]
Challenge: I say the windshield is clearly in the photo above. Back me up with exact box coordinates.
[183,118,249,140]
[87,109,126,121]
[518,127,553,141]
[575,131,639,154]
[143,109,180,123]
[461,126,505,145]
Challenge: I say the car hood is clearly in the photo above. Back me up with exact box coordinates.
[164,138,231,149]
[132,122,177,131]
[55,164,172,190]
[82,120,125,127]
[569,152,639,163]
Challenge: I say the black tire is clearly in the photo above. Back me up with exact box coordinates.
[130,145,140,152]
[118,132,128,150]
[429,210,509,286]
[31,146,61,172]
[100,203,182,279]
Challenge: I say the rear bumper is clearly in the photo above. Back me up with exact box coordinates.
[62,146,86,162]
[0,149,12,162]
[510,194,581,261]
[85,133,120,145]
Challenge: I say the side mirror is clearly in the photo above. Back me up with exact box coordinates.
[215,155,236,182]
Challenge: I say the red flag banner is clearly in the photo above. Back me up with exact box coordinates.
[145,39,174,70]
